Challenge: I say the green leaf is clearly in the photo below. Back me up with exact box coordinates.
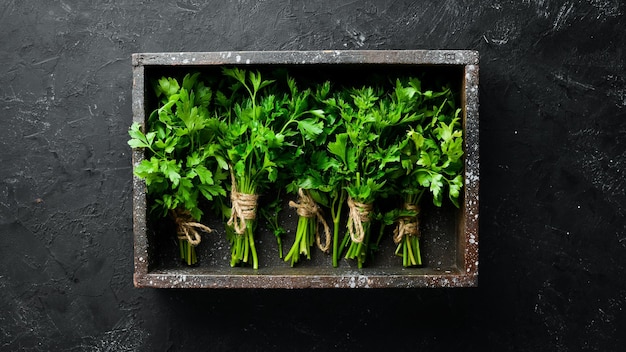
[188,207,203,222]
[222,67,246,85]
[198,183,226,201]
[154,136,176,154]
[311,150,338,171]
[194,165,214,185]
[417,150,432,168]
[430,173,444,207]
[416,170,431,188]
[448,174,463,208]
[156,77,180,98]
[351,86,378,111]
[127,123,154,149]
[127,138,148,149]
[297,117,324,141]
[176,177,196,208]
[373,144,401,170]
[195,83,212,107]
[215,155,229,170]
[215,90,230,109]
[408,129,424,150]
[182,72,200,91]
[328,133,349,166]
[134,157,159,179]
[160,159,181,187]
[186,152,202,167]
[308,109,325,119]
[267,166,278,183]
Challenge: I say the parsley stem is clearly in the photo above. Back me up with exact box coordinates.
[331,188,346,267]
[246,223,258,270]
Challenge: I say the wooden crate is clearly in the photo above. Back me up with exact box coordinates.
[131,50,479,288]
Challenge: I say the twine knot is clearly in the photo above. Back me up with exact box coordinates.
[393,203,420,244]
[288,188,331,252]
[172,210,212,247]
[347,196,373,243]
[227,169,259,235]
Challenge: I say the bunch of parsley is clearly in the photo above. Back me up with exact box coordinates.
[128,73,227,265]
[283,80,336,266]
[215,68,325,269]
[391,78,464,267]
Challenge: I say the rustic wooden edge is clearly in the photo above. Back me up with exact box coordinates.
[132,50,479,67]
[134,269,478,289]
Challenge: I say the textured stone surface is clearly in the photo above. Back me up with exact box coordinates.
[1,1,624,351]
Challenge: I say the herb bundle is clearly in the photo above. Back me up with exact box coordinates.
[128,73,227,265]
[283,80,335,266]
[216,68,327,269]
[215,68,285,269]
[389,79,464,267]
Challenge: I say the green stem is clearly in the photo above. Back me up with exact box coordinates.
[344,221,370,268]
[191,243,197,265]
[247,222,258,270]
[375,221,386,248]
[278,118,298,136]
[332,218,341,267]
[415,236,422,265]
[307,217,315,259]
[403,240,408,267]
[331,188,346,267]
[284,217,304,266]
[277,237,283,259]
[285,216,315,267]
[406,237,415,265]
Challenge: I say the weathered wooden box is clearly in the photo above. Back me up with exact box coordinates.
[131,50,479,288]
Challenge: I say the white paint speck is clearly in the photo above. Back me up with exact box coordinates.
[236,55,241,63]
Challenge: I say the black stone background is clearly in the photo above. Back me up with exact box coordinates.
[1,1,624,351]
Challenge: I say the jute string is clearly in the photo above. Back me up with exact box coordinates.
[172,209,212,246]
[288,188,331,252]
[347,196,373,243]
[227,169,259,235]
[393,203,420,244]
